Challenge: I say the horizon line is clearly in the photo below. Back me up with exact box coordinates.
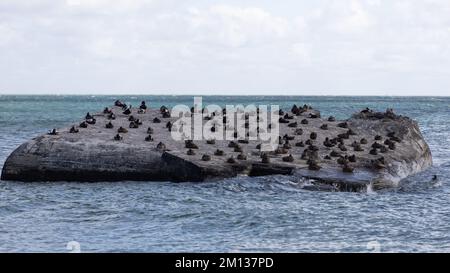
[0,93,449,98]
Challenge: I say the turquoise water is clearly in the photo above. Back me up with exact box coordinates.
[0,95,449,252]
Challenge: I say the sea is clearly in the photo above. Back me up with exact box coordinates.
[0,95,449,252]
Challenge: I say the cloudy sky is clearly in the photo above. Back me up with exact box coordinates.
[0,0,449,95]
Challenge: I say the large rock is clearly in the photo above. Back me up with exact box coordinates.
[1,104,432,191]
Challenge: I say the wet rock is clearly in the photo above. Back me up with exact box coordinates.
[1,105,432,191]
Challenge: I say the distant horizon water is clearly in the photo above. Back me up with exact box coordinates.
[0,93,449,98]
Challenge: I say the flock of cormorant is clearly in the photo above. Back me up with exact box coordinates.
[48,100,406,175]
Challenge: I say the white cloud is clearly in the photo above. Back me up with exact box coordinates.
[186,5,291,48]
[0,0,449,95]
[337,0,374,33]
[0,24,20,46]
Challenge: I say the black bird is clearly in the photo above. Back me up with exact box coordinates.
[214,149,225,156]
[185,140,199,149]
[123,106,132,115]
[69,126,79,133]
[145,134,154,142]
[226,157,236,164]
[48,128,58,135]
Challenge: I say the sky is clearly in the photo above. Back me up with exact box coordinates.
[0,0,449,96]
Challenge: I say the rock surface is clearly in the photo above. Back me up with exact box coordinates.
[1,103,432,191]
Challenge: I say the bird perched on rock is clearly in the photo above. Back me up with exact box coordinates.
[226,157,236,164]
[336,155,348,165]
[342,164,354,173]
[140,101,147,110]
[371,157,386,169]
[275,147,289,155]
[48,128,58,135]
[284,113,294,120]
[372,142,383,149]
[185,140,198,149]
[237,153,247,160]
[86,118,96,125]
[123,106,132,115]
[348,154,356,162]
[261,153,270,164]
[323,137,335,148]
[282,154,294,162]
[115,100,126,107]
[156,142,166,151]
[166,121,172,130]
[309,112,320,119]
[308,161,321,171]
[294,128,303,135]
[338,133,350,140]
[118,127,128,133]
[337,122,348,128]
[295,141,305,147]
[105,122,114,129]
[338,143,348,151]
[330,150,341,157]
[228,141,238,148]
[107,112,116,120]
[283,141,292,150]
[234,146,243,153]
[279,117,289,124]
[291,104,300,115]
[354,144,364,152]
[69,126,79,133]
[129,122,139,129]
